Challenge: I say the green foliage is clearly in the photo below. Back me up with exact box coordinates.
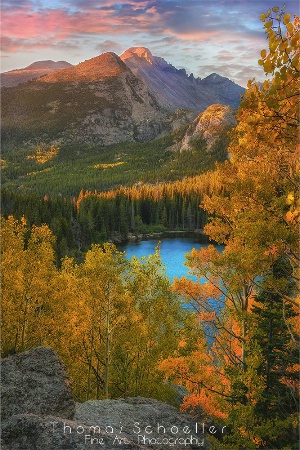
[2,186,206,256]
[1,126,228,197]
[1,101,230,257]
[248,259,299,448]
[221,259,300,449]
[1,81,117,147]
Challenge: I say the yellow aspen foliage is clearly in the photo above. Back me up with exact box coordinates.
[1,216,57,354]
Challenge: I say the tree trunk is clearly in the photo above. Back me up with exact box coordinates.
[103,297,111,397]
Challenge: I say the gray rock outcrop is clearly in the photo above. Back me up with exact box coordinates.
[75,397,208,449]
[180,104,237,152]
[1,346,75,421]
[1,414,146,449]
[1,347,209,449]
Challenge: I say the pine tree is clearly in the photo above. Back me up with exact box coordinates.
[250,258,299,448]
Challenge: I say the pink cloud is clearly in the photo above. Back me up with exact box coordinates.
[1,35,79,53]
[1,4,227,45]
[2,9,143,41]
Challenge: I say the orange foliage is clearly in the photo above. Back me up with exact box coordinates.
[75,170,223,211]
[181,392,228,420]
[198,311,216,322]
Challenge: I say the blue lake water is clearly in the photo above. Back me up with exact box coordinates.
[118,237,223,281]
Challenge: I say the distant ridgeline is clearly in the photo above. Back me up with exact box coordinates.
[1,47,243,150]
[1,170,222,260]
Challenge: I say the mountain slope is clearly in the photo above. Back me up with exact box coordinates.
[179,104,237,153]
[38,53,128,83]
[199,73,244,110]
[1,52,170,149]
[121,47,244,111]
[1,60,73,88]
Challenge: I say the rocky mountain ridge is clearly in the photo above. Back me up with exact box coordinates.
[1,47,242,149]
[121,47,244,111]
[1,52,169,148]
[2,47,244,111]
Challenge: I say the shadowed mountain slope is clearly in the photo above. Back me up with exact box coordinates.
[121,47,244,111]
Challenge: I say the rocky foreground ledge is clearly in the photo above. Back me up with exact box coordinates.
[1,347,210,449]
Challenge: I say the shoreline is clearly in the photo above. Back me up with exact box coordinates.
[110,229,210,245]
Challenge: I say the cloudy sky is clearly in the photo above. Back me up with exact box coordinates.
[1,0,299,86]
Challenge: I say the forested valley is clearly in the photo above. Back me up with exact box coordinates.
[1,7,299,449]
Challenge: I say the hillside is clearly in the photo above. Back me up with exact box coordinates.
[179,104,237,152]
[0,132,226,198]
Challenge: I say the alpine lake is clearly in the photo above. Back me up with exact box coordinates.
[118,233,224,282]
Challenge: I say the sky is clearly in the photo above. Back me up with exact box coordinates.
[1,0,299,86]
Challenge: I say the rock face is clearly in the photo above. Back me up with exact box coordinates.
[180,104,237,152]
[75,397,208,449]
[1,414,145,450]
[0,60,72,88]
[1,346,75,421]
[121,47,244,111]
[0,347,210,449]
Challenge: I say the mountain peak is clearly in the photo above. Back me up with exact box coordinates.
[38,52,129,83]
[202,73,230,83]
[25,60,72,70]
[121,47,154,64]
